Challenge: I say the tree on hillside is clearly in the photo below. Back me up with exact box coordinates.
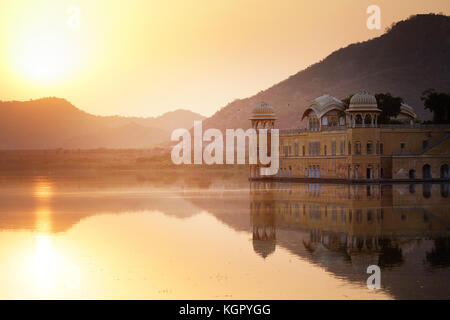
[375,93,403,124]
[421,89,450,124]
[342,92,403,124]
[341,94,354,109]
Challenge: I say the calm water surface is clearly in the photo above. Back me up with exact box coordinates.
[0,174,449,299]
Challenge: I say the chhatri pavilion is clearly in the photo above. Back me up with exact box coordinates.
[249,90,450,181]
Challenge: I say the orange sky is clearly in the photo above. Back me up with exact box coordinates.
[1,0,449,117]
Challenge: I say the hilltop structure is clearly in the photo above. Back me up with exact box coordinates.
[249,91,450,181]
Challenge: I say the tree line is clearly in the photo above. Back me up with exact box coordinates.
[341,90,450,124]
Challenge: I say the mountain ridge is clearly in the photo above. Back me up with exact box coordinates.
[201,14,450,131]
[2,14,449,149]
[0,97,205,149]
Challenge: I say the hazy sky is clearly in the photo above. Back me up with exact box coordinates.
[1,0,449,117]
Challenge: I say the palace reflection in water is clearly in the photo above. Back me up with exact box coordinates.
[250,181,450,298]
[0,175,449,299]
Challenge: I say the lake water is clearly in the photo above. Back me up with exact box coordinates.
[0,173,449,299]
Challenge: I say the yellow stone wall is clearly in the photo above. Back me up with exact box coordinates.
[380,128,445,154]
[278,126,450,180]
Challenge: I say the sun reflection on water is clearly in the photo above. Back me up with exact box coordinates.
[33,207,54,292]
[34,181,53,199]
[34,234,55,291]
[3,177,448,299]
[33,180,57,293]
[30,192,81,297]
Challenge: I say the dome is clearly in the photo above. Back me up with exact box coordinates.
[349,90,380,111]
[250,102,277,120]
[252,240,276,259]
[400,103,417,119]
[301,94,345,120]
[350,90,377,106]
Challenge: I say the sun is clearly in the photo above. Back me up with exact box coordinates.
[18,35,75,83]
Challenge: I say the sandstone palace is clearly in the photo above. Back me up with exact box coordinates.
[249,90,450,182]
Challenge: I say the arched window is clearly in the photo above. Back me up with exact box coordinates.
[329,117,338,127]
[355,142,361,155]
[423,164,432,180]
[339,116,345,126]
[440,164,449,179]
[367,210,373,222]
[409,170,416,179]
[355,114,363,125]
[309,118,320,131]
[366,141,373,154]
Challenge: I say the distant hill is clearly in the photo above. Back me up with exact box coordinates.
[202,14,450,131]
[3,14,449,150]
[0,98,205,149]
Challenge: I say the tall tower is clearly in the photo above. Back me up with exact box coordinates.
[249,102,277,179]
